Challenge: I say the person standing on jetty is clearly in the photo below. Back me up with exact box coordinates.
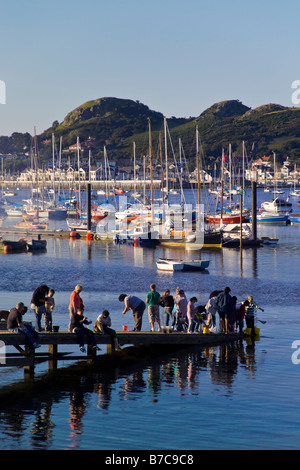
[119,294,146,332]
[216,287,233,334]
[244,296,264,334]
[173,288,188,332]
[146,284,162,332]
[31,284,49,332]
[69,284,84,317]
[7,302,41,349]
[161,289,175,327]
[45,289,55,332]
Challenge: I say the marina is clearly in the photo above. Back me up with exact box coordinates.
[0,185,298,450]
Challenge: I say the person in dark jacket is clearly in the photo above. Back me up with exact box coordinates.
[216,287,233,334]
[161,289,175,326]
[69,308,100,353]
[7,302,40,349]
[31,284,49,331]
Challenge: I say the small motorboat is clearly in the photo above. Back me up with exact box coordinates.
[261,197,292,213]
[114,224,159,247]
[26,239,47,251]
[0,239,27,253]
[289,213,300,225]
[156,258,210,271]
[261,237,279,245]
[156,259,184,271]
[252,212,290,224]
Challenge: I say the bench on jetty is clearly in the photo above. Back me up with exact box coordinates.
[0,330,245,375]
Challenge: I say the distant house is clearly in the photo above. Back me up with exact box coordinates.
[68,142,82,152]
[252,156,272,167]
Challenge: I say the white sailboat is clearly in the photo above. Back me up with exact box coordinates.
[261,153,292,213]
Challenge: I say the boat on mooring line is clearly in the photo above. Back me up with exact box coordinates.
[156,258,210,272]
[251,211,290,224]
[289,213,300,225]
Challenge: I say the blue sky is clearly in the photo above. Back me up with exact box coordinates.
[0,0,299,136]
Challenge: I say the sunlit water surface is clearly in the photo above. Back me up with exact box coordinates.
[0,188,299,450]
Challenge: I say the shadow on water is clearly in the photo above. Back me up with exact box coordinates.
[0,339,259,449]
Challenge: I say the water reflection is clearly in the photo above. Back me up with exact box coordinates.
[0,340,259,449]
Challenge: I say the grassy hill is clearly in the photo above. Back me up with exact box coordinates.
[2,97,300,172]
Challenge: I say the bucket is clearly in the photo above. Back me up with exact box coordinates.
[53,326,60,332]
[254,326,260,336]
[244,327,260,336]
[244,328,252,336]
[122,325,128,331]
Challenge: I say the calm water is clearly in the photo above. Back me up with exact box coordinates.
[0,188,299,450]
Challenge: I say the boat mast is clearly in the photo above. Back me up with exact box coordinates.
[34,126,39,219]
[104,146,108,197]
[159,132,165,214]
[133,141,136,195]
[164,117,168,197]
[52,133,56,204]
[229,143,232,210]
[148,118,154,226]
[77,136,81,213]
[221,148,224,222]
[148,118,154,206]
[196,126,200,218]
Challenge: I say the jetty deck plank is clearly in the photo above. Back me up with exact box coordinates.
[0,330,247,376]
[0,330,243,347]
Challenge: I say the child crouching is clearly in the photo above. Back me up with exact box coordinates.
[94,310,121,351]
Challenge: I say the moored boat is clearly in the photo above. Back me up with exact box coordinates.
[0,239,27,253]
[156,258,210,271]
[252,212,290,224]
[26,239,47,251]
[261,237,279,245]
[156,259,184,271]
[289,213,300,225]
[261,197,292,213]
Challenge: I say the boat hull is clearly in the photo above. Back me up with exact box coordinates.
[0,240,27,253]
[206,214,246,225]
[250,213,289,224]
[156,258,210,271]
[289,214,300,225]
[27,240,47,251]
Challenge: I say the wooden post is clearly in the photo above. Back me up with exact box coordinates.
[48,343,58,371]
[87,343,97,363]
[23,346,35,376]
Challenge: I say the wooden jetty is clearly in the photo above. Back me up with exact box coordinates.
[0,328,246,376]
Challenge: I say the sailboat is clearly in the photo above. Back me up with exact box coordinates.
[290,164,300,197]
[206,144,248,225]
[46,134,67,220]
[261,153,292,213]
[22,128,49,222]
[158,125,221,249]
